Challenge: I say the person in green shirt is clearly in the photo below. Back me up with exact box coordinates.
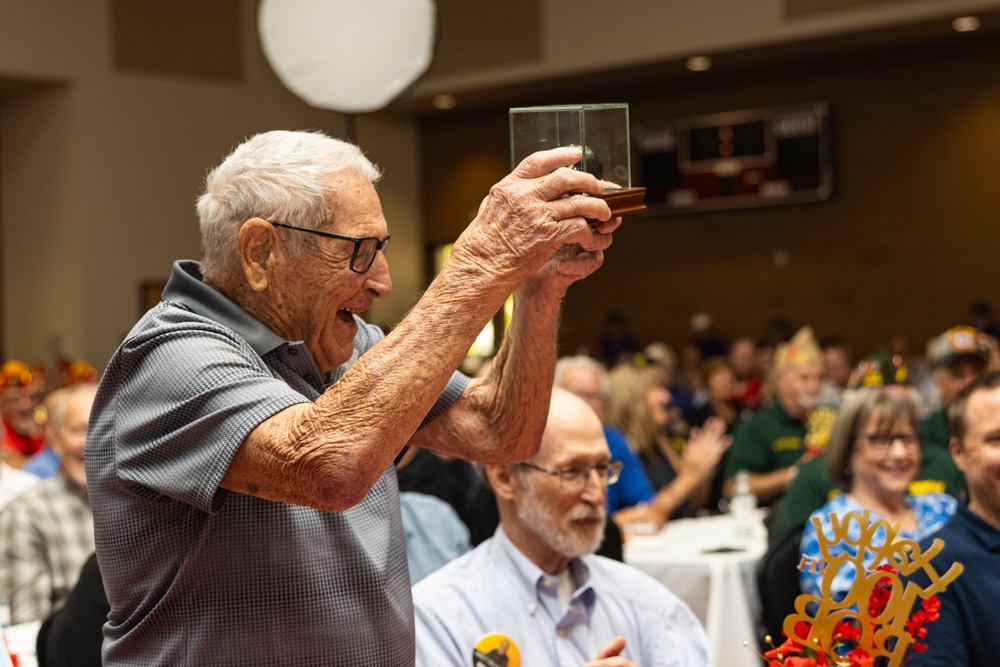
[775,350,968,537]
[723,327,823,506]
[919,325,993,451]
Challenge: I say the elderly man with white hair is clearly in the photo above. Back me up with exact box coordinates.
[87,130,620,666]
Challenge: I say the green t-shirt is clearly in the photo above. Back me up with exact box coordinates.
[919,407,951,450]
[773,443,966,536]
[724,400,807,481]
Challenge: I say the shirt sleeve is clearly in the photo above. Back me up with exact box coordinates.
[108,319,309,513]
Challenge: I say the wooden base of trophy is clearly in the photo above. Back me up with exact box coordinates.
[596,187,647,217]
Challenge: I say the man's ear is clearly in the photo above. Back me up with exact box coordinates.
[949,435,966,473]
[487,464,518,502]
[238,219,275,292]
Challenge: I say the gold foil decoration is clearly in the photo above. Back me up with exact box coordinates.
[789,510,963,667]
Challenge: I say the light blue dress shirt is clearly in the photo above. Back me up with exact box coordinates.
[413,526,710,667]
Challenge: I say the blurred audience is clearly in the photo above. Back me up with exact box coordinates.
[592,309,641,368]
[729,336,764,411]
[644,342,695,417]
[0,384,97,623]
[920,326,993,452]
[723,327,823,506]
[606,362,730,522]
[23,360,100,480]
[774,351,966,537]
[685,358,741,513]
[1,360,47,468]
[817,337,853,408]
[1,449,39,511]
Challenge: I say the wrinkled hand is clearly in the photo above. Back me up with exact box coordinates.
[681,417,732,483]
[450,147,614,291]
[582,637,638,667]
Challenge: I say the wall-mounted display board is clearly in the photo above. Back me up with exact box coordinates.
[635,102,833,214]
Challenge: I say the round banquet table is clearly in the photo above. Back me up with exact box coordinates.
[623,512,768,667]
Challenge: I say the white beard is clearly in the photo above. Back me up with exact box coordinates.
[514,479,607,559]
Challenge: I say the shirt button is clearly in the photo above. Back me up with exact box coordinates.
[542,579,553,588]
[557,628,566,637]
[527,602,537,613]
[305,374,316,384]
[288,347,298,356]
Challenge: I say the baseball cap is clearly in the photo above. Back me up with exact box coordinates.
[847,351,911,390]
[927,326,992,369]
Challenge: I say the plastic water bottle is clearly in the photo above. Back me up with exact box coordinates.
[730,470,759,539]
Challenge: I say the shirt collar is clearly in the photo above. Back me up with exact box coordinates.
[492,525,597,621]
[161,260,290,358]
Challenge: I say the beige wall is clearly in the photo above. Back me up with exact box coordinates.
[0,0,424,369]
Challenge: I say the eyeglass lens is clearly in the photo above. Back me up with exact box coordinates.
[353,237,389,273]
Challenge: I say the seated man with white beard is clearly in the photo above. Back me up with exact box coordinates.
[412,388,709,667]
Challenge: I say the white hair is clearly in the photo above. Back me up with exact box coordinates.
[49,384,97,431]
[554,355,610,398]
[196,130,382,284]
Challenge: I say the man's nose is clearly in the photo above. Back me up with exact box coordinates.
[579,467,607,504]
[364,251,392,298]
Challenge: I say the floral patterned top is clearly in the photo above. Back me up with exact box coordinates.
[798,492,957,603]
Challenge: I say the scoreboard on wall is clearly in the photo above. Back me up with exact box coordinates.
[635,102,833,214]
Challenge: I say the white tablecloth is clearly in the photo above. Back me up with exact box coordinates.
[2,621,39,667]
[624,513,767,667]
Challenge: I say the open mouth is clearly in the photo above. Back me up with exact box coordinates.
[337,308,360,324]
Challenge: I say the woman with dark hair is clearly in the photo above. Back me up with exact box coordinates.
[798,390,957,601]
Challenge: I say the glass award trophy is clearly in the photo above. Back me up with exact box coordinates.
[509,103,646,217]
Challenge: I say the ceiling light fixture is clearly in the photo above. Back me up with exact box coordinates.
[686,56,712,72]
[952,15,981,32]
[432,94,457,110]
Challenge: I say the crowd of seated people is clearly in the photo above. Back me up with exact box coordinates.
[4,309,1000,667]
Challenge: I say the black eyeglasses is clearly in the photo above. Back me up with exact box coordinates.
[270,221,390,274]
[856,432,920,452]
[519,460,623,490]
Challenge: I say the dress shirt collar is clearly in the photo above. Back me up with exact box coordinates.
[492,525,597,623]
[161,260,290,358]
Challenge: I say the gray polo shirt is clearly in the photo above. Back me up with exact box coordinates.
[87,260,469,666]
